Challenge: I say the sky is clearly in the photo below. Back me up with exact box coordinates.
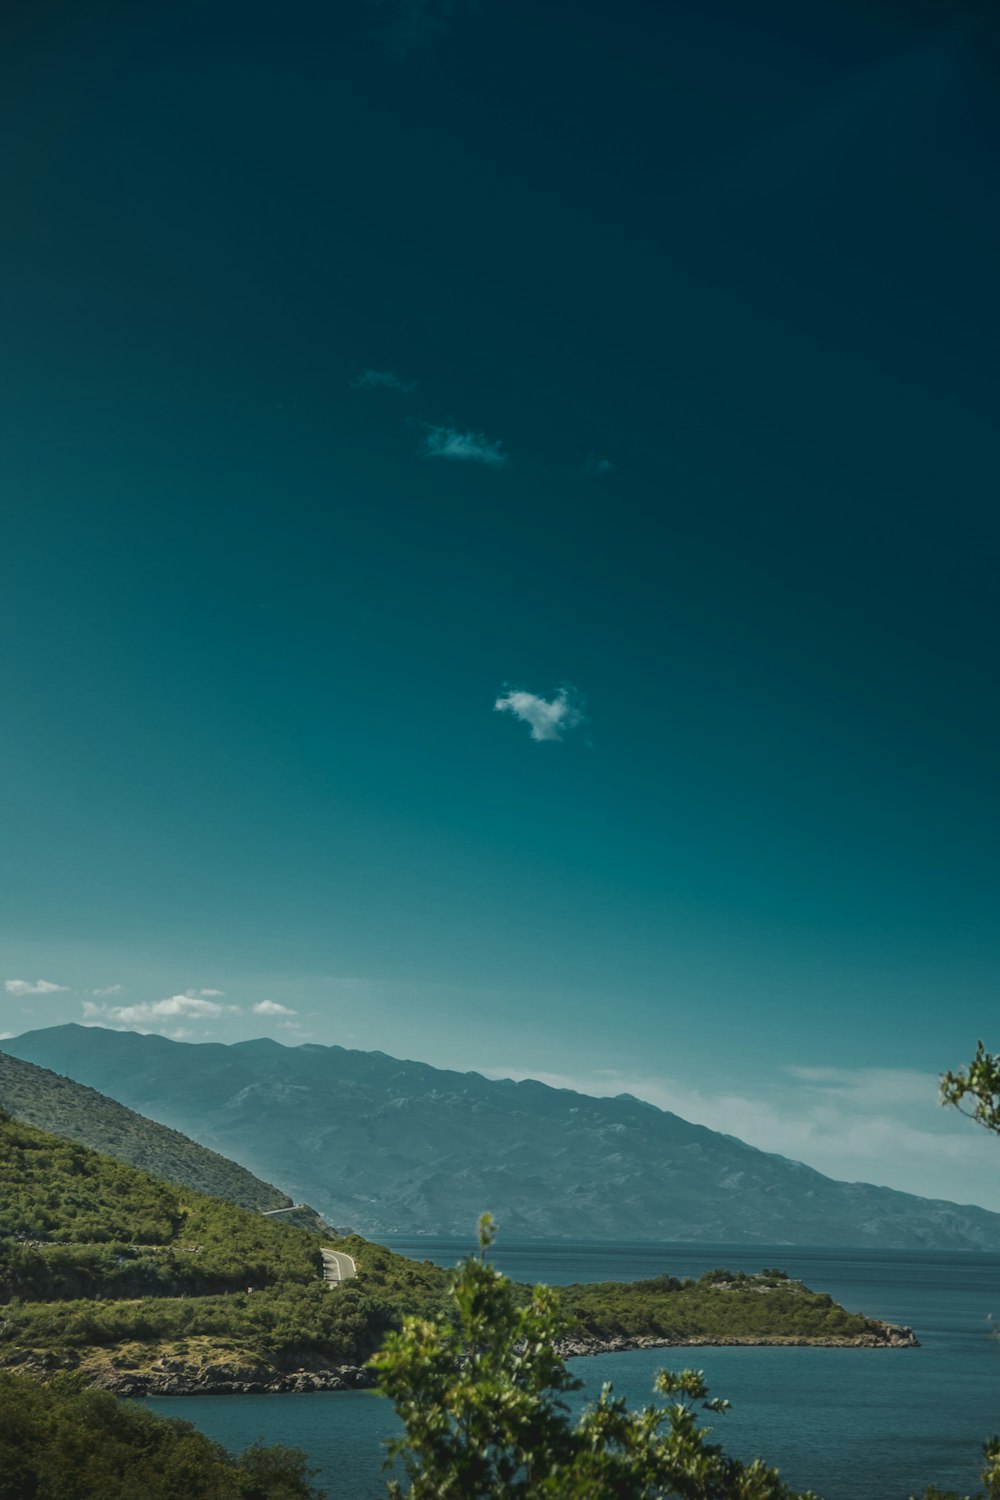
[2,0,999,1208]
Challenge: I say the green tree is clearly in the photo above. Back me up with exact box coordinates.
[941,1043,1000,1138]
[919,1046,1000,1500]
[372,1215,817,1499]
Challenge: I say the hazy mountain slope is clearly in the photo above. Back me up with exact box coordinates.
[5,1024,999,1249]
[0,1048,327,1232]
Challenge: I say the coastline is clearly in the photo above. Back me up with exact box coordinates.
[29,1318,917,1398]
[554,1320,919,1360]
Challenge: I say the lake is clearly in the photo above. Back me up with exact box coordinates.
[149,1239,1000,1498]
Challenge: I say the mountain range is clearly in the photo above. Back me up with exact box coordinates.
[5,1023,998,1250]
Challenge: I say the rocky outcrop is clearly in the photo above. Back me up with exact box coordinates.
[554,1320,919,1358]
[95,1361,378,1397]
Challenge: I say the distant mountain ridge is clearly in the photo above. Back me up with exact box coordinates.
[5,1023,1000,1250]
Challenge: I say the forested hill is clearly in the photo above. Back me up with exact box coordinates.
[0,1108,324,1302]
[0,1050,329,1233]
[8,1024,1000,1249]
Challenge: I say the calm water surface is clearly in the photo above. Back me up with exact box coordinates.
[149,1240,1000,1499]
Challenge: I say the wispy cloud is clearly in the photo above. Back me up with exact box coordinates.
[582,453,614,476]
[82,994,239,1033]
[351,367,415,393]
[88,984,125,998]
[479,1062,1000,1211]
[494,685,583,743]
[186,988,225,998]
[424,425,508,467]
[252,999,297,1017]
[5,978,69,996]
[369,0,471,55]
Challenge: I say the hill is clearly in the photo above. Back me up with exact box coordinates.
[0,1050,328,1233]
[0,1108,912,1397]
[5,1025,999,1249]
[0,1107,450,1392]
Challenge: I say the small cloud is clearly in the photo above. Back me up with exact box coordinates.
[369,0,469,55]
[4,978,69,996]
[83,994,239,1033]
[185,988,225,998]
[424,425,508,467]
[583,453,614,476]
[0,1032,13,1041]
[88,984,125,998]
[252,1000,297,1017]
[351,367,415,393]
[494,685,584,743]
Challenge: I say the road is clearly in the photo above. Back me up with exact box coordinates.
[321,1248,357,1287]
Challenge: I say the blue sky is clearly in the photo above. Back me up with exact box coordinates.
[2,0,999,1206]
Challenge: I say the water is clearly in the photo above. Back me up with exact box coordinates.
[148,1240,1000,1499]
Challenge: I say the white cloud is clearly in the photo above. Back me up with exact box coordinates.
[424,425,507,467]
[352,367,415,393]
[82,994,239,1033]
[88,984,125,998]
[4,978,69,996]
[478,1062,1000,1212]
[370,0,465,55]
[186,988,225,998]
[0,1032,13,1041]
[494,685,583,742]
[252,1000,297,1016]
[583,453,614,476]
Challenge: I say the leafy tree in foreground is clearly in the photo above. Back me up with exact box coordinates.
[941,1043,1000,1138]
[371,1215,818,1500]
[920,1045,1000,1500]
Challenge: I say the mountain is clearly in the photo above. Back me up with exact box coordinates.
[0,1049,330,1233]
[5,1024,999,1249]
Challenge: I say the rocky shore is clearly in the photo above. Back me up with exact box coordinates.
[554,1321,919,1359]
[6,1318,917,1399]
[98,1361,379,1397]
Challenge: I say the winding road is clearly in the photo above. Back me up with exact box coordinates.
[321,1248,357,1287]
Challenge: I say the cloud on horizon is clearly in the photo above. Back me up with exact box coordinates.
[351,367,415,393]
[252,999,297,1016]
[494,685,583,742]
[424,425,507,467]
[5,978,68,996]
[82,994,239,1033]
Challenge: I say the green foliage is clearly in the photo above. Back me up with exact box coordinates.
[0,1113,321,1302]
[372,1215,819,1499]
[559,1268,874,1342]
[0,1050,307,1215]
[941,1043,1000,1138]
[0,1368,322,1499]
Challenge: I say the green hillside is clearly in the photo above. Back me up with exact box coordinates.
[0,1110,450,1388]
[0,1050,328,1232]
[0,1370,320,1499]
[0,1110,910,1396]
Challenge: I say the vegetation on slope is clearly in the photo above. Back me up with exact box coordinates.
[0,1050,327,1231]
[0,1110,901,1395]
[0,1370,320,1499]
[559,1267,877,1342]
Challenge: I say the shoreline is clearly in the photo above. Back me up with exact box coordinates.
[65,1319,918,1398]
